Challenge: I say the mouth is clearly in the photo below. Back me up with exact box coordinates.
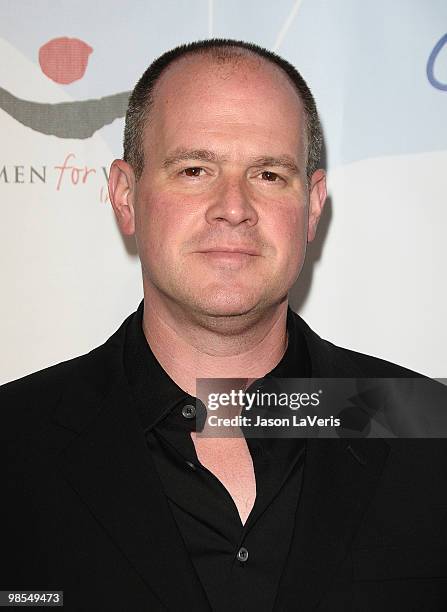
[194,248,260,268]
[196,247,260,256]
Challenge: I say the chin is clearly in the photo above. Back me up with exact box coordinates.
[186,288,271,320]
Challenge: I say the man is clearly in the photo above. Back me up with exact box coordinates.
[2,39,447,611]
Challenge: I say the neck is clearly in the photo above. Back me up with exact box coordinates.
[141,287,289,397]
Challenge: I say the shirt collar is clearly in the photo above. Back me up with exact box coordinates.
[124,300,311,433]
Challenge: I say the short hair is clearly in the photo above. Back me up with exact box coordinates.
[123,38,323,181]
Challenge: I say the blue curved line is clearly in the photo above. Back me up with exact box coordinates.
[427,33,447,91]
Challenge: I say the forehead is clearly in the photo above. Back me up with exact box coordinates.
[145,52,305,158]
[154,51,301,102]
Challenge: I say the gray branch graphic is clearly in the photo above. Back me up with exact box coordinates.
[0,87,130,138]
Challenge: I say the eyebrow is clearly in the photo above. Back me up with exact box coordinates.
[162,149,223,168]
[162,148,300,174]
[250,156,300,174]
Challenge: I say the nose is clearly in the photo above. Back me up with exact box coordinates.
[205,176,258,227]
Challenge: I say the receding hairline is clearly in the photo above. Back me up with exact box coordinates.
[155,45,299,87]
[155,46,302,109]
[142,47,308,159]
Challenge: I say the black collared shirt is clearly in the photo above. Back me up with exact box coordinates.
[124,301,311,612]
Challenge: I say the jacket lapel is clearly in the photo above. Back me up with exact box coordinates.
[274,311,391,610]
[274,437,389,610]
[54,372,211,611]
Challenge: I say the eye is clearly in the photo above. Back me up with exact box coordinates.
[182,167,205,177]
[261,170,281,182]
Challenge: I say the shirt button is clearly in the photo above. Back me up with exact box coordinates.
[182,404,196,419]
[237,547,249,563]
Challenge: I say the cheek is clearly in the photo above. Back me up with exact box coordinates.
[270,203,308,262]
[135,193,195,263]
[135,196,169,261]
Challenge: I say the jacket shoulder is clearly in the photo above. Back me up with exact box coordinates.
[0,314,131,435]
[327,341,424,378]
[292,311,424,378]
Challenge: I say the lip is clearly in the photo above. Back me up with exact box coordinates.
[197,247,260,256]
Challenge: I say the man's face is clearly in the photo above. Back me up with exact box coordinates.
[116,54,326,319]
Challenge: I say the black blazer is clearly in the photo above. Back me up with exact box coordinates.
[2,308,447,611]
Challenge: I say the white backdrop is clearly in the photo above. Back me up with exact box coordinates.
[1,0,446,383]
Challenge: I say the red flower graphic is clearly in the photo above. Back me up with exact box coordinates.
[39,37,93,84]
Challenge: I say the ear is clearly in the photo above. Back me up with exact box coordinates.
[307,169,327,243]
[108,159,136,235]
